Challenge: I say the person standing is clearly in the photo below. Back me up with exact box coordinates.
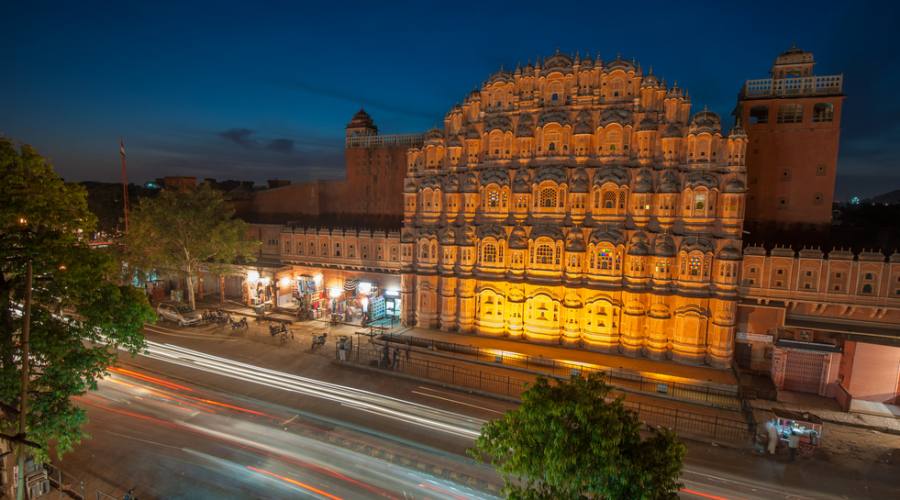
[787,431,800,461]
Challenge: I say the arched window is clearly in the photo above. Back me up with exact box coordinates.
[420,243,429,259]
[598,248,613,270]
[535,244,554,265]
[694,192,707,211]
[539,187,558,208]
[483,243,497,263]
[689,256,702,276]
[610,78,625,98]
[749,106,768,124]
[431,242,437,259]
[487,189,500,208]
[861,284,873,295]
[617,191,626,210]
[605,128,622,152]
[321,243,328,256]
[602,191,616,209]
[309,242,315,256]
[813,103,834,123]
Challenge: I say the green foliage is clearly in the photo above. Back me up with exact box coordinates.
[125,183,258,309]
[470,373,686,499]
[0,138,156,461]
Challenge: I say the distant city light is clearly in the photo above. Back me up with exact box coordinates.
[850,196,861,205]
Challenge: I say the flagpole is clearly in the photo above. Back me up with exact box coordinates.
[120,138,129,233]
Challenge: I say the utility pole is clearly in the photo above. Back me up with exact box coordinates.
[16,259,32,500]
[120,138,130,233]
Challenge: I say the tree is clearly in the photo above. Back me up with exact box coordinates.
[470,373,686,499]
[125,183,258,310]
[0,138,156,465]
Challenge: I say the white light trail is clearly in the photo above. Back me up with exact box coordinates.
[138,340,485,440]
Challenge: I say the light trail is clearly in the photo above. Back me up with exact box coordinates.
[137,340,485,439]
[247,466,343,500]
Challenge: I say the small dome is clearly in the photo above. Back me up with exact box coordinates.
[662,122,682,138]
[724,178,745,193]
[465,125,481,139]
[637,116,657,131]
[461,172,479,193]
[347,108,376,130]
[654,235,676,256]
[447,135,463,147]
[440,227,458,245]
[658,170,680,193]
[403,178,418,193]
[589,226,625,245]
[425,128,443,141]
[442,174,460,192]
[508,226,528,249]
[531,224,565,241]
[634,169,654,193]
[513,167,532,193]
[515,114,535,137]
[717,246,742,260]
[689,110,721,134]
[641,73,660,88]
[569,167,590,193]
[566,231,586,252]
[593,165,629,187]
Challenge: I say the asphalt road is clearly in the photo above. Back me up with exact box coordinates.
[54,321,898,499]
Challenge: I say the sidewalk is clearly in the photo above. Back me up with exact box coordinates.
[750,392,900,436]
[390,328,737,389]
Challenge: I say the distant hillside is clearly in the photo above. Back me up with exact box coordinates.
[869,189,900,205]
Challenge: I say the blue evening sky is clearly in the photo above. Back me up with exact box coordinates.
[2,0,898,200]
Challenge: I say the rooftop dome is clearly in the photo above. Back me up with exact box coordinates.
[346,108,376,130]
[689,110,721,134]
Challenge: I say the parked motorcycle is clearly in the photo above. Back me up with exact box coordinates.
[311,332,327,350]
[269,322,288,336]
[230,317,248,330]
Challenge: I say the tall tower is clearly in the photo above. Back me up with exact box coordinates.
[737,47,844,227]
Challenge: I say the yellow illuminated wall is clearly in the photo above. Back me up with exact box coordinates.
[400,53,747,368]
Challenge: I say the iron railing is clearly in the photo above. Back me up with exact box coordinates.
[378,333,740,409]
[341,344,751,444]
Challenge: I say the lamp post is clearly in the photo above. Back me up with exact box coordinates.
[15,217,33,500]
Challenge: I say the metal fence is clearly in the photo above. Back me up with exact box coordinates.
[379,333,740,409]
[342,344,751,444]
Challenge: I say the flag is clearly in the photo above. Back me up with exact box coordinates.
[120,139,126,158]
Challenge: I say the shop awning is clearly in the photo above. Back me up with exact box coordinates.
[344,278,359,292]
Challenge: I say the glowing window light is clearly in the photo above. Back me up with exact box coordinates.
[247,270,260,282]
[358,282,373,295]
[279,277,291,287]
[328,287,343,299]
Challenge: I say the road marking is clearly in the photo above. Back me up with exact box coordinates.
[411,390,505,415]
[416,386,510,409]
[103,430,184,451]
[281,414,299,426]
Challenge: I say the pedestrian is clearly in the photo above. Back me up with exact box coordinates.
[338,340,347,362]
[787,431,800,461]
[392,347,401,370]
[381,345,390,368]
[765,420,778,455]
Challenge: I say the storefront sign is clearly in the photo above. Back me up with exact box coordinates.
[737,332,774,343]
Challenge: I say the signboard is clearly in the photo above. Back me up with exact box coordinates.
[736,332,774,343]
[370,296,386,321]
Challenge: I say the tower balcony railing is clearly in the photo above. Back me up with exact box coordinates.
[346,133,425,148]
[742,74,843,98]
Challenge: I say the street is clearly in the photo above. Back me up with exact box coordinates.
[53,321,899,499]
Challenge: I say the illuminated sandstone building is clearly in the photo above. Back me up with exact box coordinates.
[399,53,748,367]
[738,47,844,226]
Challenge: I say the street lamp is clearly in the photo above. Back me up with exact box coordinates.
[328,286,343,299]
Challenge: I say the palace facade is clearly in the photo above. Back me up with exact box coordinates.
[223,48,899,408]
[399,53,748,368]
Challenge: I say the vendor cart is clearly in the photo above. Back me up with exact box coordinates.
[770,408,823,456]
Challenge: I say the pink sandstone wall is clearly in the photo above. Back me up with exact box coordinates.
[842,341,900,403]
